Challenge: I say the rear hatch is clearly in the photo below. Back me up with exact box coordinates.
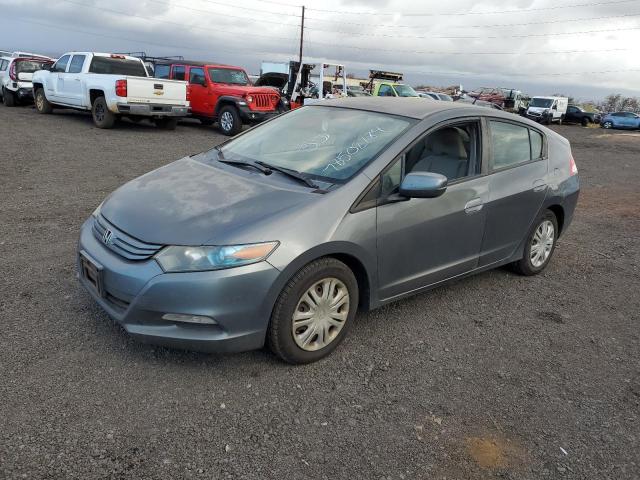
[126,77,188,106]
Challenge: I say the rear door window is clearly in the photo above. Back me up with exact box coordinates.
[378,84,394,96]
[172,65,185,81]
[53,55,71,73]
[189,67,206,85]
[68,55,86,73]
[490,121,543,170]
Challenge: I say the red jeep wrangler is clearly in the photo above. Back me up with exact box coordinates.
[154,61,282,135]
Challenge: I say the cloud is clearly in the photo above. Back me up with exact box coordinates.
[1,0,639,99]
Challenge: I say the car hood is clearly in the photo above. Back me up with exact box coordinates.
[216,83,281,97]
[100,157,312,245]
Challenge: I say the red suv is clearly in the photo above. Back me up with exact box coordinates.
[154,61,281,135]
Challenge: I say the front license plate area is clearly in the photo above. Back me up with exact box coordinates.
[80,251,104,297]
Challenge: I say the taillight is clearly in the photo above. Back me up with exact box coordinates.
[115,79,127,97]
[569,153,578,176]
[9,62,16,81]
[186,86,191,102]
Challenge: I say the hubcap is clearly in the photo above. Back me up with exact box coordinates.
[604,122,612,129]
[220,111,233,131]
[530,220,555,267]
[292,278,350,352]
[36,93,43,110]
[95,103,104,122]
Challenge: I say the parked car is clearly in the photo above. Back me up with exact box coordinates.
[600,111,640,130]
[32,52,189,129]
[419,91,454,101]
[372,82,422,98]
[526,96,568,124]
[455,95,503,110]
[78,98,579,364]
[563,105,601,126]
[0,55,54,106]
[154,60,282,135]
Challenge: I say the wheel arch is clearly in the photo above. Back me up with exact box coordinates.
[89,89,105,105]
[547,204,565,236]
[214,96,243,116]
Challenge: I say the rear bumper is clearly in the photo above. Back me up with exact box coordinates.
[77,218,279,353]
[237,104,279,123]
[116,103,188,117]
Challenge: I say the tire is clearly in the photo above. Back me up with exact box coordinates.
[581,117,590,127]
[512,210,559,276]
[199,118,215,126]
[154,118,178,130]
[218,105,242,136]
[2,88,16,107]
[267,258,359,364]
[91,96,116,129]
[34,88,53,114]
[602,121,613,129]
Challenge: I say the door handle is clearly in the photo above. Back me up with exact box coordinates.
[464,198,483,214]
[532,179,547,192]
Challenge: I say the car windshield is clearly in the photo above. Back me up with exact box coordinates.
[16,60,51,73]
[89,57,147,77]
[216,106,415,182]
[394,84,419,97]
[209,68,249,85]
[530,98,554,108]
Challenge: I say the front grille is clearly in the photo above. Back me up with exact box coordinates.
[251,93,279,111]
[92,214,163,261]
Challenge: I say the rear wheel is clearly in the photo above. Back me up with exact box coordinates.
[218,105,242,136]
[154,118,178,130]
[91,96,116,129]
[34,88,53,114]
[267,258,358,364]
[512,210,558,276]
[602,121,613,129]
[3,88,16,107]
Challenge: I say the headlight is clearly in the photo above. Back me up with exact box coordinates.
[155,242,279,272]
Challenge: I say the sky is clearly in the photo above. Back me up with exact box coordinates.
[1,0,639,101]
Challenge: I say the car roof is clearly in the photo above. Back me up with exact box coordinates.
[318,97,519,120]
[155,60,242,69]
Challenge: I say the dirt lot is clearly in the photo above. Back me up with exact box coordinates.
[1,106,638,480]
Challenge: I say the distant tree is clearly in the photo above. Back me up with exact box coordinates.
[599,94,640,113]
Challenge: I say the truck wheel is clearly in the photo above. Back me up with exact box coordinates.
[218,106,242,136]
[581,117,590,127]
[92,96,116,129]
[2,88,16,107]
[199,118,215,126]
[154,118,178,130]
[34,88,53,114]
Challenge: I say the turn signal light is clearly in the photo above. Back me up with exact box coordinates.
[246,95,253,103]
[115,79,127,97]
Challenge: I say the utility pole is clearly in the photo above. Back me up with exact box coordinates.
[298,5,305,67]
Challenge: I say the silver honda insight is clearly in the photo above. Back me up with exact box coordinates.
[77,98,579,363]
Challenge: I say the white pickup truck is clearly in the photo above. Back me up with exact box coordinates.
[32,52,189,129]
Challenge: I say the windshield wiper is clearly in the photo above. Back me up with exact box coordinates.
[255,161,319,189]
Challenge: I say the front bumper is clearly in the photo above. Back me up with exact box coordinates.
[237,104,280,123]
[77,218,280,353]
[116,103,188,118]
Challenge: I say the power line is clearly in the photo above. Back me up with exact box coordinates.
[304,11,640,29]
[303,24,640,39]
[304,0,639,16]
[183,0,300,17]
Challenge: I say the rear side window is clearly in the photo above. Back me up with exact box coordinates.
[88,57,147,77]
[378,84,394,96]
[53,55,71,73]
[530,130,543,160]
[68,55,86,73]
[172,65,185,81]
[490,121,536,170]
[154,64,170,79]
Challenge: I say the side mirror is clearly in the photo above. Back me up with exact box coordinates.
[399,172,448,198]
[552,104,557,110]
[17,72,33,81]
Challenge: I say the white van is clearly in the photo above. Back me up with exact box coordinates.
[526,96,568,124]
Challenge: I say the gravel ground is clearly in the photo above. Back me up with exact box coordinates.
[0,106,638,480]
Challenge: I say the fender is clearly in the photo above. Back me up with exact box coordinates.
[214,95,246,116]
[258,241,378,329]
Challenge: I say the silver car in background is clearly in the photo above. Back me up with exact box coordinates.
[78,98,579,363]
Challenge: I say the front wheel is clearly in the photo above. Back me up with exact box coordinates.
[267,258,358,364]
[512,211,559,276]
[34,88,53,114]
[218,105,242,136]
[581,117,590,127]
[91,96,116,129]
[154,118,178,130]
[2,88,16,107]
